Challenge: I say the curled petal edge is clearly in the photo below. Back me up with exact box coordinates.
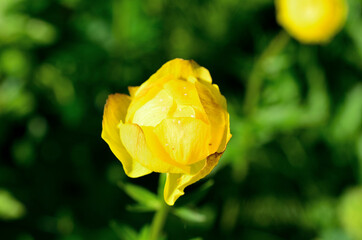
[101,93,152,178]
[163,111,231,205]
[164,151,224,206]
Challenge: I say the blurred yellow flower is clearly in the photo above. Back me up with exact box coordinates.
[102,59,231,205]
[275,0,348,43]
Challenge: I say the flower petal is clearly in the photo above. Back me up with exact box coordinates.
[141,126,204,174]
[153,58,212,82]
[126,76,172,123]
[218,113,232,152]
[164,79,208,123]
[172,105,196,118]
[195,81,228,153]
[132,89,175,127]
[196,81,227,110]
[101,94,151,178]
[128,86,139,98]
[119,122,188,173]
[137,59,212,97]
[194,64,212,83]
[164,152,224,206]
[154,118,211,165]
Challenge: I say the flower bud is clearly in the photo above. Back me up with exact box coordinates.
[275,0,348,43]
[102,59,231,205]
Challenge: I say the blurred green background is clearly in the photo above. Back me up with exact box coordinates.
[0,0,362,239]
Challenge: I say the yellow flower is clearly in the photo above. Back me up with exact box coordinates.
[102,59,231,205]
[275,0,348,44]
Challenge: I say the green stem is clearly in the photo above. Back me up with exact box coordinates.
[358,135,362,184]
[150,175,169,240]
[243,31,290,115]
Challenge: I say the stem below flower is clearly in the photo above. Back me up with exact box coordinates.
[243,30,290,115]
[150,175,170,240]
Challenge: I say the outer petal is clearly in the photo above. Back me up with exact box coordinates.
[101,94,151,178]
[119,122,189,173]
[195,81,228,153]
[132,89,175,127]
[218,113,232,152]
[128,86,139,98]
[196,81,227,110]
[164,79,208,123]
[154,118,211,165]
[126,75,172,123]
[141,126,205,174]
[164,152,224,206]
[172,105,196,118]
[126,59,213,123]
[136,59,212,98]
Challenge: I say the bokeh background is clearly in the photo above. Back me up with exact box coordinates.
[1,0,362,239]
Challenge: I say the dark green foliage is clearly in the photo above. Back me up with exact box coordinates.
[0,0,361,239]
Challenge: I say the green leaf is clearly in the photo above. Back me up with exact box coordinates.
[110,221,138,240]
[126,204,158,212]
[138,225,151,240]
[319,229,352,240]
[0,189,26,220]
[339,187,362,240]
[118,182,160,209]
[330,84,362,142]
[172,207,207,223]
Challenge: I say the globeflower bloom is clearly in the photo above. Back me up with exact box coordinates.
[102,59,231,205]
[275,0,348,43]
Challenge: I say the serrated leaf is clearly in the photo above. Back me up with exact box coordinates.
[173,207,207,223]
[110,221,138,240]
[118,182,160,209]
